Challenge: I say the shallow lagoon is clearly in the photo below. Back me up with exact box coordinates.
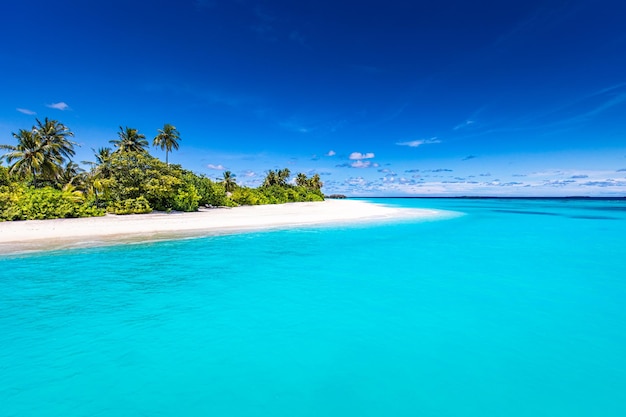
[2,198,625,416]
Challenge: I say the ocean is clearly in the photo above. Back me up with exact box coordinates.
[1,198,625,416]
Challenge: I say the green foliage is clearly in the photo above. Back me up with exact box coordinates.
[144,171,183,210]
[262,168,291,187]
[0,166,10,187]
[1,120,328,221]
[97,152,192,211]
[106,196,152,215]
[110,126,148,153]
[260,184,289,203]
[231,184,323,205]
[0,185,20,219]
[184,173,234,207]
[297,187,325,202]
[92,154,205,212]
[0,185,104,221]
[221,170,237,192]
[172,182,201,212]
[1,118,76,188]
[295,172,323,191]
[228,167,323,206]
[230,187,269,205]
[153,124,181,165]
[56,162,87,191]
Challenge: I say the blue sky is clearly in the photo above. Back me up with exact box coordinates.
[1,0,625,196]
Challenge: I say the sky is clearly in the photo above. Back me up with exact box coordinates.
[1,0,625,196]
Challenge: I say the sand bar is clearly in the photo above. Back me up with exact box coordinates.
[0,199,456,255]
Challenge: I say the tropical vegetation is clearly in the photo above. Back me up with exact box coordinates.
[1,119,324,221]
[153,123,181,166]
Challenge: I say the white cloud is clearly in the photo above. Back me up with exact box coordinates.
[396,138,441,147]
[244,170,256,177]
[345,177,368,186]
[372,167,626,196]
[326,163,626,196]
[349,152,375,160]
[207,164,226,170]
[46,102,69,111]
[351,160,372,168]
[16,108,36,115]
[326,150,336,156]
[453,120,475,130]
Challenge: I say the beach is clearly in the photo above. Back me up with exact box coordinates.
[0,199,447,255]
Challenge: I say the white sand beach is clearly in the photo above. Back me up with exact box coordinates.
[0,199,450,255]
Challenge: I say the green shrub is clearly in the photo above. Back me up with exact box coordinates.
[184,173,232,207]
[0,185,105,221]
[0,166,10,187]
[172,183,200,212]
[230,187,269,206]
[254,185,323,204]
[107,196,152,215]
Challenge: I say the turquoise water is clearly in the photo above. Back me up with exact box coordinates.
[2,198,626,416]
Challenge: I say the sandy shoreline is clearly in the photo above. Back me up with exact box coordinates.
[0,199,453,255]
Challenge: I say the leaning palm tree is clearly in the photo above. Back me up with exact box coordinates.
[0,129,55,186]
[110,126,148,153]
[222,170,236,192]
[153,123,181,165]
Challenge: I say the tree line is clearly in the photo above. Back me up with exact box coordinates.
[0,119,324,221]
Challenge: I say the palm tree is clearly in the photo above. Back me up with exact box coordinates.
[222,170,236,192]
[277,168,290,186]
[82,147,114,204]
[2,118,76,186]
[56,161,85,189]
[94,147,113,166]
[93,147,113,177]
[1,129,54,186]
[308,173,323,190]
[83,147,113,184]
[110,126,148,153]
[153,123,181,165]
[34,117,76,162]
[262,170,277,187]
[295,172,308,187]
